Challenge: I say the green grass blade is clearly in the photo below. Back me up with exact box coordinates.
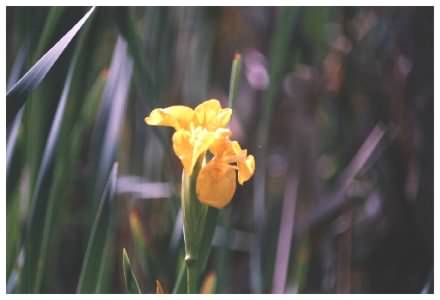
[31,21,92,291]
[88,36,133,214]
[122,248,142,294]
[228,53,242,108]
[95,232,114,293]
[111,7,171,159]
[20,42,80,292]
[6,6,95,127]
[172,259,186,294]
[76,163,118,293]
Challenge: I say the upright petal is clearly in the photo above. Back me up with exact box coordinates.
[194,99,232,130]
[196,159,237,208]
[237,154,255,185]
[145,105,194,130]
[172,129,193,175]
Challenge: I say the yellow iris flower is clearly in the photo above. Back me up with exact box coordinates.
[144,99,255,208]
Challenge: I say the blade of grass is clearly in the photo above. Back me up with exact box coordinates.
[32,20,92,291]
[129,209,158,291]
[76,163,118,293]
[271,171,299,293]
[112,7,178,185]
[95,232,114,293]
[228,53,242,108]
[6,6,95,127]
[6,45,29,279]
[77,36,133,294]
[172,258,186,294]
[88,36,133,209]
[21,38,80,291]
[122,248,142,294]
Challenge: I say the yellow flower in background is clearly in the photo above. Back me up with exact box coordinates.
[144,99,255,208]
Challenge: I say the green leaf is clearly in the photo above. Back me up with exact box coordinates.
[76,163,118,293]
[20,35,82,292]
[30,15,93,292]
[122,248,142,294]
[6,6,95,127]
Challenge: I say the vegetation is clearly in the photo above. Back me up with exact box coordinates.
[6,6,433,293]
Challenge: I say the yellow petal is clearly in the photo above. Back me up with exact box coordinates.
[213,108,232,128]
[172,128,216,176]
[238,154,255,185]
[194,99,232,130]
[196,159,237,208]
[209,128,232,156]
[172,130,193,175]
[145,105,194,130]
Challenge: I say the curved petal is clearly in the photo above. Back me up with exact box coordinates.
[145,105,194,130]
[238,154,255,185]
[194,99,232,130]
[196,159,237,208]
[213,108,232,129]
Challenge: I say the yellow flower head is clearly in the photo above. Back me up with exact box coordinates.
[144,99,255,208]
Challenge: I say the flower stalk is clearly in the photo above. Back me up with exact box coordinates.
[181,157,207,293]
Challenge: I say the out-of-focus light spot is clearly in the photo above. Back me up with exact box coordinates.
[365,191,381,218]
[396,55,412,77]
[244,48,269,90]
[331,35,352,54]
[247,64,269,90]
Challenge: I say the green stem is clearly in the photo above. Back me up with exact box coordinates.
[181,164,203,294]
[186,258,199,294]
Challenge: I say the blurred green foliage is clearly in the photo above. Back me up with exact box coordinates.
[6,6,433,293]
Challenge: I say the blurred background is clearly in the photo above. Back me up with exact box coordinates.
[6,6,433,294]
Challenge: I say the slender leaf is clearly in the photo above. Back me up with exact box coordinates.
[6,6,95,127]
[32,20,92,291]
[76,163,118,293]
[20,38,80,292]
[88,36,133,209]
[122,249,142,294]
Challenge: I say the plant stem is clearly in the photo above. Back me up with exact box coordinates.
[228,53,241,108]
[186,257,199,293]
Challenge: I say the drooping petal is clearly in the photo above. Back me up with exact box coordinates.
[194,99,232,130]
[196,159,237,208]
[145,105,194,130]
[209,128,232,156]
[237,154,255,185]
[172,127,216,176]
